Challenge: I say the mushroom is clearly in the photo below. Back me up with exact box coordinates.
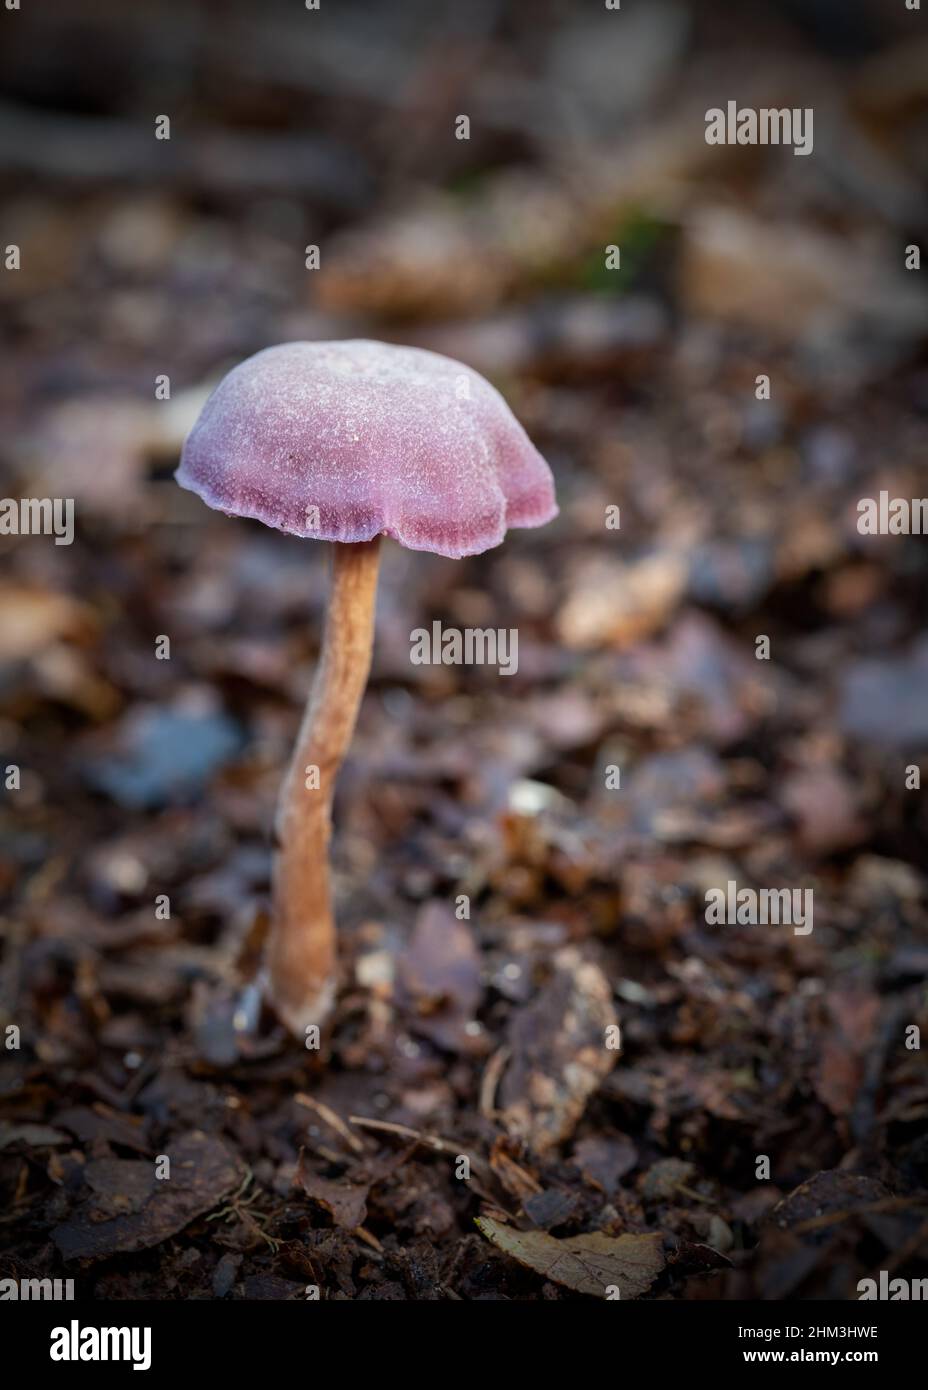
[176,340,557,1037]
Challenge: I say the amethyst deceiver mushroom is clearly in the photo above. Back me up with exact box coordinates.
[176,340,557,1037]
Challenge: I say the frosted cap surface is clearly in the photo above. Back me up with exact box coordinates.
[176,340,558,558]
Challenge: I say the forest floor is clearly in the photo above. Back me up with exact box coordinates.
[1,0,927,1299]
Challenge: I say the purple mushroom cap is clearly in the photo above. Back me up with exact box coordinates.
[175,340,558,559]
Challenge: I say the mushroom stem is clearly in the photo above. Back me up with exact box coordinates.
[268,537,381,1037]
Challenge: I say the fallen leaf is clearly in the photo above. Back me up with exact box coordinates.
[488,1141,543,1202]
[683,206,927,346]
[82,696,242,808]
[572,1134,638,1196]
[780,765,867,856]
[295,1155,369,1230]
[639,1157,697,1202]
[499,948,618,1154]
[0,585,92,663]
[557,553,686,651]
[29,397,154,522]
[56,1105,151,1154]
[397,900,483,1053]
[52,1130,244,1260]
[767,1170,889,1237]
[476,1217,665,1299]
[814,989,881,1119]
[839,639,928,746]
[522,1188,579,1230]
[0,1122,70,1150]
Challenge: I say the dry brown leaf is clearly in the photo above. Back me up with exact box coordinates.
[476,1217,665,1299]
[295,1155,369,1230]
[557,553,686,652]
[0,585,92,663]
[0,1122,70,1150]
[683,206,927,343]
[397,900,484,1054]
[52,1130,244,1261]
[499,948,618,1155]
[814,988,881,1119]
[488,1139,543,1202]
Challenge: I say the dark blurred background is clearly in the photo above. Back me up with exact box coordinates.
[0,0,926,1302]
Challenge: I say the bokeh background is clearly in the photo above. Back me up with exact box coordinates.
[1,0,927,1301]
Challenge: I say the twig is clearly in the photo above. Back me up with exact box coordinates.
[354,1226,384,1254]
[348,1115,490,1178]
[793,1197,928,1236]
[296,1093,366,1153]
[479,1046,509,1120]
